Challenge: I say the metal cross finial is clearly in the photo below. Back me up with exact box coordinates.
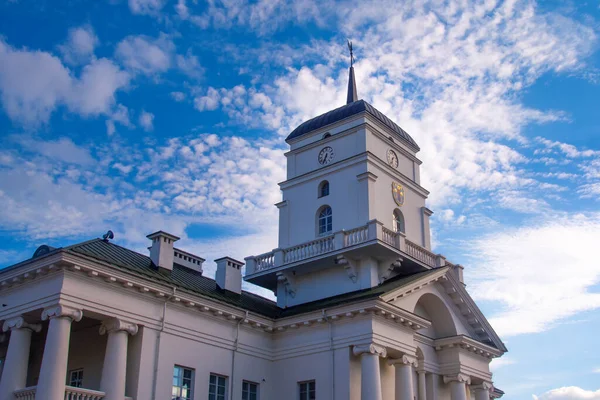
[347,40,354,67]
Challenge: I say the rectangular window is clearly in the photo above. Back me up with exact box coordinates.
[68,369,84,388]
[298,380,315,400]
[242,381,258,400]
[173,366,194,400]
[208,374,227,400]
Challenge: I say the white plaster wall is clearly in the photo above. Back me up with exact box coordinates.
[67,322,107,390]
[280,162,367,247]
[365,127,418,181]
[393,284,473,337]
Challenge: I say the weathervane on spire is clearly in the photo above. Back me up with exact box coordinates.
[347,40,354,67]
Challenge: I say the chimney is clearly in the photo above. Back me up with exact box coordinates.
[215,257,244,294]
[147,231,180,273]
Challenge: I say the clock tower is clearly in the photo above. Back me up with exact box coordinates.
[245,62,440,308]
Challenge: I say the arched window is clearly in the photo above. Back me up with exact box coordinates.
[323,132,331,139]
[318,206,333,236]
[318,181,330,198]
[393,209,405,233]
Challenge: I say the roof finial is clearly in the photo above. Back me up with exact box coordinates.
[346,40,358,104]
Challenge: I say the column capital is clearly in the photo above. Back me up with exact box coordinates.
[353,343,387,358]
[41,305,83,322]
[443,373,471,385]
[388,353,418,367]
[472,381,494,392]
[99,317,138,336]
[2,316,42,333]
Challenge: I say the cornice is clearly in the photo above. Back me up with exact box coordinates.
[434,335,503,359]
[380,267,449,303]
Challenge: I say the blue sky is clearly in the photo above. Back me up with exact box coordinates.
[0,0,599,398]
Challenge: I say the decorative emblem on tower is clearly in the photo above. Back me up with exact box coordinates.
[392,182,405,206]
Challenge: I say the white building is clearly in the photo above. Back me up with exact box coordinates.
[0,65,506,400]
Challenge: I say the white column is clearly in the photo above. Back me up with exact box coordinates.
[444,374,471,400]
[417,370,427,400]
[99,318,138,400]
[426,373,439,400]
[472,382,493,400]
[389,354,417,400]
[37,305,83,400]
[353,343,387,400]
[0,317,41,400]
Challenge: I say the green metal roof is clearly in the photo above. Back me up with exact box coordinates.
[5,238,443,319]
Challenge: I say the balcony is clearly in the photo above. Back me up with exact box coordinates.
[245,219,447,289]
[14,386,133,400]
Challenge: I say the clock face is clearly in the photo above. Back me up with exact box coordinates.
[387,149,399,168]
[318,146,335,165]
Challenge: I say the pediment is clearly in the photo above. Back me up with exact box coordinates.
[381,268,506,353]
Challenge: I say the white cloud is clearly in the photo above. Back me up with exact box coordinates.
[194,87,221,111]
[490,357,516,372]
[139,110,154,131]
[176,49,203,79]
[468,214,600,337]
[534,387,600,400]
[170,91,186,102]
[58,25,99,65]
[115,34,174,75]
[0,39,130,127]
[128,0,164,16]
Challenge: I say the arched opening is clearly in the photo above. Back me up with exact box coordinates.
[413,293,457,339]
[388,136,395,142]
[323,132,332,139]
[393,209,405,233]
[317,205,332,236]
[318,180,330,198]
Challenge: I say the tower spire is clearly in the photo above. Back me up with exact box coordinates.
[346,40,358,104]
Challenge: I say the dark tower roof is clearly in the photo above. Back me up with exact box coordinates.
[285,100,420,151]
[286,44,419,151]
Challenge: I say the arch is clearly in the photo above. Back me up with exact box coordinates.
[413,293,457,338]
[323,132,332,139]
[393,209,405,233]
[388,136,395,142]
[318,180,330,198]
[316,205,333,236]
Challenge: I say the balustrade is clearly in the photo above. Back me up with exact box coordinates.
[344,225,369,246]
[246,221,443,274]
[284,235,334,263]
[405,240,436,267]
[14,386,107,400]
[254,252,275,272]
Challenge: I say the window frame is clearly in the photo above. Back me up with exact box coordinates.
[68,368,84,388]
[241,380,259,400]
[318,180,330,198]
[172,365,194,400]
[298,380,316,400]
[317,206,333,236]
[208,373,228,400]
[393,209,405,233]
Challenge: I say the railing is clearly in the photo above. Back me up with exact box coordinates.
[405,239,436,267]
[246,220,443,274]
[14,386,107,400]
[254,251,275,272]
[344,225,369,247]
[284,235,334,263]
[381,226,398,247]
[14,387,36,400]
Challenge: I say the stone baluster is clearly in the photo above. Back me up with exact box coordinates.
[99,318,138,400]
[0,317,42,400]
[417,369,427,400]
[443,374,471,400]
[353,343,387,400]
[472,382,493,400]
[389,354,417,400]
[37,305,83,400]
